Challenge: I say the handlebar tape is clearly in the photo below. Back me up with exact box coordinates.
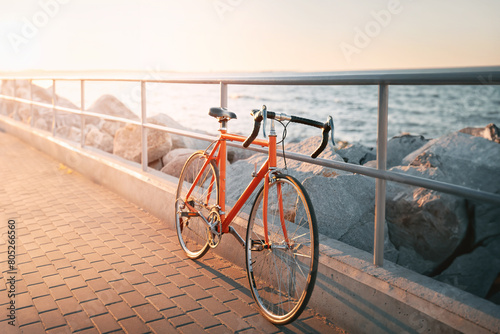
[242,120,261,148]
[311,124,330,158]
[243,110,332,158]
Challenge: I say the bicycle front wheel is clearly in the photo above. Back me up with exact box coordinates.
[175,151,219,259]
[245,174,319,325]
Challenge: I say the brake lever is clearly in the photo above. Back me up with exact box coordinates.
[261,105,268,138]
[328,115,335,146]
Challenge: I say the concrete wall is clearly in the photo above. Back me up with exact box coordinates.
[2,115,499,334]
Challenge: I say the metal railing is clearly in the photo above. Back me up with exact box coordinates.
[1,66,500,267]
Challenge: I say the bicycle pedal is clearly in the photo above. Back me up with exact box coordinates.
[250,239,267,251]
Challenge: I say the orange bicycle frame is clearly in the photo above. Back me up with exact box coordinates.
[182,126,290,245]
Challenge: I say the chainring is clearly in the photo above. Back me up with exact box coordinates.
[207,209,222,248]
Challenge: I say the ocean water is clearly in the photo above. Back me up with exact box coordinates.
[32,78,500,147]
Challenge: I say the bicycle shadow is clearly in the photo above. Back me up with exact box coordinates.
[194,258,341,333]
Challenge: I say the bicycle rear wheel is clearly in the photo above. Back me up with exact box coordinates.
[245,174,319,325]
[175,151,219,259]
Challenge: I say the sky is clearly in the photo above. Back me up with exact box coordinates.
[0,0,499,74]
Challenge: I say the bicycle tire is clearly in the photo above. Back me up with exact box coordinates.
[175,151,219,259]
[245,174,319,325]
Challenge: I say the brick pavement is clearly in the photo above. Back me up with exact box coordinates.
[0,131,345,333]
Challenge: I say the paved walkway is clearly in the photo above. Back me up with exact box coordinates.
[0,131,345,334]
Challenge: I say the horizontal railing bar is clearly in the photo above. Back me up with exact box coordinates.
[1,66,499,85]
[80,111,141,125]
[0,94,141,125]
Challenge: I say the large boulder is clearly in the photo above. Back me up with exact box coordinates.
[85,125,114,153]
[386,128,500,275]
[162,148,195,166]
[459,123,500,144]
[87,94,138,120]
[302,174,398,262]
[386,166,469,274]
[113,119,172,163]
[227,146,255,164]
[386,134,429,168]
[336,143,376,165]
[403,131,500,244]
[86,94,139,135]
[281,136,348,179]
[397,245,438,274]
[161,149,197,178]
[147,113,207,151]
[434,246,500,298]
[303,174,375,240]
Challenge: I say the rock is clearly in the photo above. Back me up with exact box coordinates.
[386,165,469,274]
[227,146,255,163]
[147,113,207,151]
[484,236,500,261]
[282,136,348,179]
[387,134,429,168]
[87,94,138,121]
[336,143,376,165]
[225,153,267,204]
[397,246,437,274]
[33,118,49,131]
[56,126,81,142]
[160,149,197,178]
[148,158,163,171]
[162,148,195,166]
[402,131,500,244]
[113,120,172,163]
[434,246,500,298]
[459,123,500,144]
[86,94,139,136]
[303,174,375,240]
[302,174,398,261]
[100,120,123,137]
[147,114,185,150]
[85,125,114,153]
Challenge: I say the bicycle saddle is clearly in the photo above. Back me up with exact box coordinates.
[209,107,237,120]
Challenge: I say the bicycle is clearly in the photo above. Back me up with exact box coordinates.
[175,105,334,325]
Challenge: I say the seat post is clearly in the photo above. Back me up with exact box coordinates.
[219,118,228,132]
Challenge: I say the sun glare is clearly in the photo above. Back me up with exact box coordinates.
[1,1,499,73]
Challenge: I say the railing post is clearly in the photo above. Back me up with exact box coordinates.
[29,79,34,127]
[52,80,56,136]
[80,80,85,148]
[220,82,228,108]
[141,81,148,171]
[374,83,389,267]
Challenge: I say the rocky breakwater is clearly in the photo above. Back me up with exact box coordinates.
[224,125,500,304]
